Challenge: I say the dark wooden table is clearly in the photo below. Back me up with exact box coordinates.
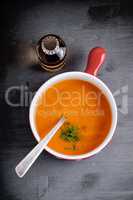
[0,1,133,199]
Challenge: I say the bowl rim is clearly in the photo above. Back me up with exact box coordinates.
[29,71,117,160]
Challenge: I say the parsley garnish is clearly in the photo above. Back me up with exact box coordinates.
[60,124,79,142]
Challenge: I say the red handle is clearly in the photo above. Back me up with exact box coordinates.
[85,47,106,76]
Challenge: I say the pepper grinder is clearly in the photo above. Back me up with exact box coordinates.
[36,34,67,72]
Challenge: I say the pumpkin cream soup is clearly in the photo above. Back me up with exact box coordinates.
[35,80,112,155]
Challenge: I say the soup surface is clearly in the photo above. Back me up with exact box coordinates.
[35,79,112,155]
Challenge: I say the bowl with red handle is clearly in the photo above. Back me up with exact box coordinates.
[29,47,117,160]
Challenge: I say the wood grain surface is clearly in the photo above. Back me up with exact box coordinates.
[0,0,133,200]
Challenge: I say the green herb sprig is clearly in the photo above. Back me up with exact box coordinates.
[60,124,79,142]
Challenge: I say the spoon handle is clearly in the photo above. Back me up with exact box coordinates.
[15,116,65,178]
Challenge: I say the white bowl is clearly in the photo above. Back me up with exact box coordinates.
[29,71,117,160]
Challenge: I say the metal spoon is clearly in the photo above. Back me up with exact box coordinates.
[15,116,65,178]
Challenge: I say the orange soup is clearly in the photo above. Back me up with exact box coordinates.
[35,79,112,155]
